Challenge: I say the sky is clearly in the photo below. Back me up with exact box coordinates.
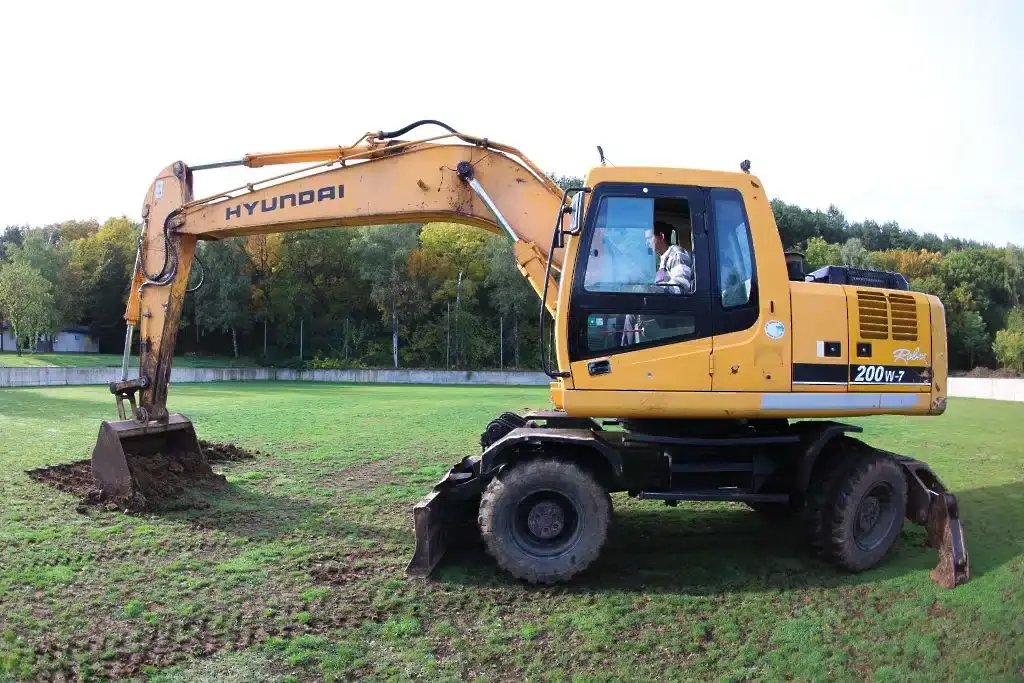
[1,0,1021,246]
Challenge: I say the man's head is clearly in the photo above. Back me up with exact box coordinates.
[652,221,673,256]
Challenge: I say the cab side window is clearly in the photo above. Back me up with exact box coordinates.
[712,190,755,309]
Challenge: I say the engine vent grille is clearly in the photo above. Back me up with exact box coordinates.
[856,290,919,341]
[888,293,918,341]
[857,291,889,339]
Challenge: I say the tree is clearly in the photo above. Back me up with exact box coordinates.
[63,217,140,350]
[485,238,537,368]
[804,237,842,272]
[193,239,253,358]
[349,225,423,368]
[993,308,1024,372]
[0,225,25,260]
[268,229,371,361]
[244,234,281,356]
[870,248,942,282]
[840,238,872,268]
[0,261,58,354]
[955,311,990,369]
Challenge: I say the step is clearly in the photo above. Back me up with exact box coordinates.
[637,490,789,503]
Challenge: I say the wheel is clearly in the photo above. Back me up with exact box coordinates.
[807,439,907,572]
[478,458,611,584]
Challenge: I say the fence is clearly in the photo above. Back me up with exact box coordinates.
[1,367,1022,402]
[0,366,550,388]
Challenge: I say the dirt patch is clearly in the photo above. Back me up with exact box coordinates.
[328,457,401,492]
[954,366,1022,378]
[25,460,94,498]
[306,549,385,586]
[26,441,266,513]
[199,440,266,462]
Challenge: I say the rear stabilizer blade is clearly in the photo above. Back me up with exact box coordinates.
[926,492,970,589]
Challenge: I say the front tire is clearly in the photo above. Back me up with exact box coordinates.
[478,458,611,584]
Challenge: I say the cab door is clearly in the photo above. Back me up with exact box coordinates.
[567,182,712,391]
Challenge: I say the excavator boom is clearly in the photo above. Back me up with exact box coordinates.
[93,123,570,510]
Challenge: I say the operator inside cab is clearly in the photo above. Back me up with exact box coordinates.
[650,220,694,294]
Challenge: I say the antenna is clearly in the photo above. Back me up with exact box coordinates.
[740,159,751,174]
[597,146,606,166]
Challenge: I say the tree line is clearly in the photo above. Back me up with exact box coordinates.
[1,190,1023,373]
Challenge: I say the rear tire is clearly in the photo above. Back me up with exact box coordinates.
[478,458,611,584]
[806,438,907,572]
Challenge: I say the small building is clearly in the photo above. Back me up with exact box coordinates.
[0,322,99,353]
[0,323,14,352]
[49,326,100,353]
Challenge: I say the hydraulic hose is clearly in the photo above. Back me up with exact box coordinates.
[377,120,459,139]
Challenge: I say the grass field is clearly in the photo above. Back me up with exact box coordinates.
[1,383,1022,682]
[0,353,254,368]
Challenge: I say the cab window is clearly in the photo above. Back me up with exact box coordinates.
[583,196,695,295]
[712,190,754,308]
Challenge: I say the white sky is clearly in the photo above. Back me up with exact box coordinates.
[1,0,1021,246]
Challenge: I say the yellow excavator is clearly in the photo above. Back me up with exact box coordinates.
[90,120,968,588]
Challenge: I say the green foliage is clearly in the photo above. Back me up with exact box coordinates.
[840,237,873,268]
[993,307,1024,372]
[0,260,58,351]
[803,237,842,272]
[123,599,145,618]
[193,239,253,358]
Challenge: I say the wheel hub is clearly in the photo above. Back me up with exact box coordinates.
[858,496,881,532]
[527,500,565,540]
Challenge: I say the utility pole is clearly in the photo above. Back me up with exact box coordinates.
[499,315,503,370]
[454,271,464,367]
[446,302,451,370]
[299,319,303,361]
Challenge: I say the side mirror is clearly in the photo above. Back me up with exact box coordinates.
[569,191,585,234]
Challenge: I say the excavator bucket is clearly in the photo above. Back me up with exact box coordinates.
[897,456,970,588]
[90,414,218,510]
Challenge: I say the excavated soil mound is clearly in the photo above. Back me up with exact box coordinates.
[26,460,95,498]
[199,440,265,462]
[26,441,266,513]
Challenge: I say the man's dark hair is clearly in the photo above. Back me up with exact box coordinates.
[653,221,674,242]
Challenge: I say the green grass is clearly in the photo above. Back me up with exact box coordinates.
[0,352,255,368]
[0,382,1021,681]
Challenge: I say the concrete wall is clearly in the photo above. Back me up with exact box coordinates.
[2,366,1022,402]
[947,377,1024,402]
[0,366,550,388]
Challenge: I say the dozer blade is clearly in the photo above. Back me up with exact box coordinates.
[406,464,481,578]
[91,413,218,509]
[407,489,450,578]
[926,492,970,589]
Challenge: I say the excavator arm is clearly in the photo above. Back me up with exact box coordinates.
[119,126,569,423]
[93,123,574,508]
